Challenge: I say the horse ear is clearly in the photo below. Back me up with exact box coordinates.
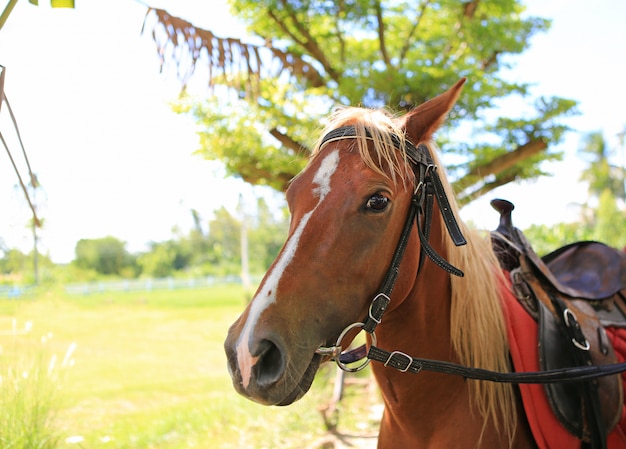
[402,78,466,143]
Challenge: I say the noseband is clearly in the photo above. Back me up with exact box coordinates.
[314,126,626,385]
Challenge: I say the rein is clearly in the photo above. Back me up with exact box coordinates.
[314,125,626,384]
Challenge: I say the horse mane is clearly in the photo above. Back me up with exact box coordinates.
[313,106,518,444]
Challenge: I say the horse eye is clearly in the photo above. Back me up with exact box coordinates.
[365,193,389,212]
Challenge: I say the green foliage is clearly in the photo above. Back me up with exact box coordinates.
[248,198,290,271]
[591,189,626,249]
[136,242,180,278]
[202,201,289,275]
[3,197,289,284]
[125,199,288,278]
[0,248,29,275]
[188,88,313,191]
[0,249,56,286]
[205,206,242,272]
[159,0,577,197]
[73,237,136,277]
[523,222,593,257]
[579,131,626,201]
[524,189,626,255]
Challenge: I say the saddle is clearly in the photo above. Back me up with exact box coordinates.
[490,199,626,449]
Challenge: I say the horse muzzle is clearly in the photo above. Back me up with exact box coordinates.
[224,327,322,406]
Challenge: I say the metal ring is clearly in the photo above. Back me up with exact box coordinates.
[562,308,577,327]
[335,322,377,373]
[562,308,590,351]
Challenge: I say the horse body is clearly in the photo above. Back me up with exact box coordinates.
[224,79,549,448]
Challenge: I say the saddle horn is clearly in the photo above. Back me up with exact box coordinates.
[490,198,522,271]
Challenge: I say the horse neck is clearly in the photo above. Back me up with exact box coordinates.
[371,226,480,446]
[376,215,455,361]
[373,242,457,375]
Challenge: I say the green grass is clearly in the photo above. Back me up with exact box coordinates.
[0,285,380,448]
[0,320,66,449]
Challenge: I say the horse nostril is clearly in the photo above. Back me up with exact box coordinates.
[255,339,286,387]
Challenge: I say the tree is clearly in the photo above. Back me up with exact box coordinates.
[136,242,179,278]
[248,197,289,271]
[206,207,242,275]
[0,246,56,285]
[592,189,626,248]
[524,132,626,253]
[73,236,134,276]
[144,1,577,203]
[524,190,626,253]
[579,131,626,202]
[136,226,200,278]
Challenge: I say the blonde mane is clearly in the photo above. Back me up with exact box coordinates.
[313,107,517,444]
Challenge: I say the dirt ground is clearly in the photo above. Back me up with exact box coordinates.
[314,432,378,449]
[310,370,382,449]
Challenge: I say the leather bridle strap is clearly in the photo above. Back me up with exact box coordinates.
[363,191,421,334]
[367,345,626,383]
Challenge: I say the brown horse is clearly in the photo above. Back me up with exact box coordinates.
[223,79,614,448]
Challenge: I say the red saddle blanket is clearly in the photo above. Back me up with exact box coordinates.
[500,275,626,449]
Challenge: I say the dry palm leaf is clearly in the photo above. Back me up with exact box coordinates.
[142,8,325,95]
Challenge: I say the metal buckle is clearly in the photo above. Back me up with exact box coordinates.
[413,180,424,197]
[368,293,390,324]
[384,350,413,373]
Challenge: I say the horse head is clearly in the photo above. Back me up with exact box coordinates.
[224,79,466,406]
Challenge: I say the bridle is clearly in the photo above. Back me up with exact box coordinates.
[314,125,466,369]
[314,125,626,384]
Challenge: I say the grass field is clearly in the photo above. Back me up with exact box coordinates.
[0,285,380,449]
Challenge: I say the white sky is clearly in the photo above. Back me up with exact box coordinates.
[1,0,625,263]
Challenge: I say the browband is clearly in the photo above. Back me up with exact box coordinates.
[319,126,433,168]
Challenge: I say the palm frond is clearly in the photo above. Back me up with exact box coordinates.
[142,8,325,95]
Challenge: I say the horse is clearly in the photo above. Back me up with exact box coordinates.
[224,79,626,448]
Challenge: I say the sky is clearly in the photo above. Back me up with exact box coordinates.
[0,0,625,263]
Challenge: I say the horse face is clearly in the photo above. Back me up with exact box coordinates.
[224,141,415,405]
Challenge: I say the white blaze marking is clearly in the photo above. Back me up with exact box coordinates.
[312,150,339,201]
[236,150,339,388]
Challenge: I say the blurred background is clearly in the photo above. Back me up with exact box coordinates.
[0,1,624,447]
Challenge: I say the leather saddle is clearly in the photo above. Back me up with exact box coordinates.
[490,199,626,449]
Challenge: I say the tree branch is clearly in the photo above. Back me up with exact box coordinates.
[462,0,480,18]
[460,139,547,185]
[374,1,391,67]
[481,50,500,71]
[334,2,347,63]
[143,7,325,93]
[239,159,294,193]
[398,0,431,67]
[453,139,548,205]
[456,173,516,207]
[269,128,310,155]
[268,0,341,82]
